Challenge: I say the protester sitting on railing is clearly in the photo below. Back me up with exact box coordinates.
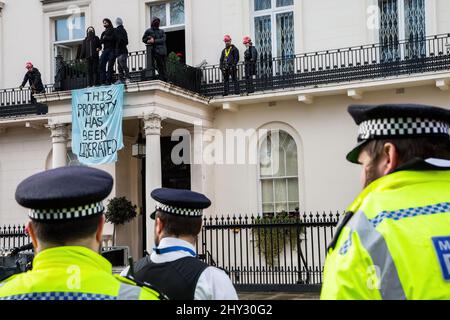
[114,17,130,85]
[99,18,117,86]
[243,36,258,94]
[220,35,240,96]
[80,26,102,87]
[19,62,45,104]
[142,17,167,82]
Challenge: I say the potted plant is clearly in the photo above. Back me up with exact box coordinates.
[105,197,137,246]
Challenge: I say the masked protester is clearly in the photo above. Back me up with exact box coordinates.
[142,18,168,82]
[99,18,117,85]
[243,36,258,94]
[19,62,45,104]
[114,17,130,84]
[80,27,102,87]
[220,35,240,96]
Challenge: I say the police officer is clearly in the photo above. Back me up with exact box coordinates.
[0,166,162,300]
[321,104,450,300]
[121,188,238,300]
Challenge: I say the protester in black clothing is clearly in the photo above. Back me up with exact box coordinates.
[142,18,167,81]
[220,35,240,96]
[80,26,102,87]
[243,36,258,94]
[114,17,130,84]
[19,62,45,104]
[99,18,117,85]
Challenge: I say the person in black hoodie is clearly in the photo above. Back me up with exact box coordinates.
[114,17,130,84]
[19,62,45,104]
[220,35,240,96]
[99,18,117,85]
[142,18,167,81]
[80,26,102,87]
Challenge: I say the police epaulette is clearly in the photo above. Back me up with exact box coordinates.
[327,211,354,251]
[125,275,169,300]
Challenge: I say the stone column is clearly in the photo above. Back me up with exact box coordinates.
[143,113,162,251]
[49,123,68,168]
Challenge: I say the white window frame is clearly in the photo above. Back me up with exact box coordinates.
[43,3,91,83]
[148,0,185,32]
[258,129,300,216]
[376,0,428,42]
[251,0,295,59]
[53,13,86,61]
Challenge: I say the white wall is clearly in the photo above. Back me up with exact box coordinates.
[0,126,51,225]
[210,85,450,216]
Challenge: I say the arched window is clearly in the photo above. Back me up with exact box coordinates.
[259,130,299,216]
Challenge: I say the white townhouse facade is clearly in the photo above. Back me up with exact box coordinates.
[0,0,450,261]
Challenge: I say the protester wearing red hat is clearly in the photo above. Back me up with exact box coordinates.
[19,62,45,104]
[243,36,258,94]
[219,35,240,96]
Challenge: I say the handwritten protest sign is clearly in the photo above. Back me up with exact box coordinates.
[71,84,124,165]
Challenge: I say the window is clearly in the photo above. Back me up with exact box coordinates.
[150,0,185,29]
[252,0,295,76]
[379,0,425,61]
[53,13,86,62]
[259,130,299,216]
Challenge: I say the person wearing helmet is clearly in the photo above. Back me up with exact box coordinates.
[243,36,258,94]
[19,62,45,104]
[219,35,240,96]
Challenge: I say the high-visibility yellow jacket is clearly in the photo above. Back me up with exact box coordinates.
[0,246,160,300]
[321,168,450,300]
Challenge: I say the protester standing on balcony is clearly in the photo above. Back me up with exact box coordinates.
[19,62,45,104]
[99,18,117,86]
[220,35,240,96]
[120,188,238,300]
[80,27,102,87]
[114,17,130,85]
[0,166,164,300]
[243,36,258,94]
[321,104,450,300]
[142,17,167,82]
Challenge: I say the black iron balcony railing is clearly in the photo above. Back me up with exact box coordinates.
[200,33,450,97]
[55,45,203,93]
[0,85,53,117]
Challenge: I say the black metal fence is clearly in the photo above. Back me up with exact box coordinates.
[0,85,54,106]
[197,211,340,292]
[54,46,202,93]
[0,225,30,253]
[1,212,339,292]
[200,33,450,97]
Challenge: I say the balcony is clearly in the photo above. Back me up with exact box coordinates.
[1,34,450,119]
[201,33,450,97]
[0,86,52,118]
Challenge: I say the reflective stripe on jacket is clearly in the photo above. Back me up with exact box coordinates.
[321,169,450,300]
[0,246,160,300]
